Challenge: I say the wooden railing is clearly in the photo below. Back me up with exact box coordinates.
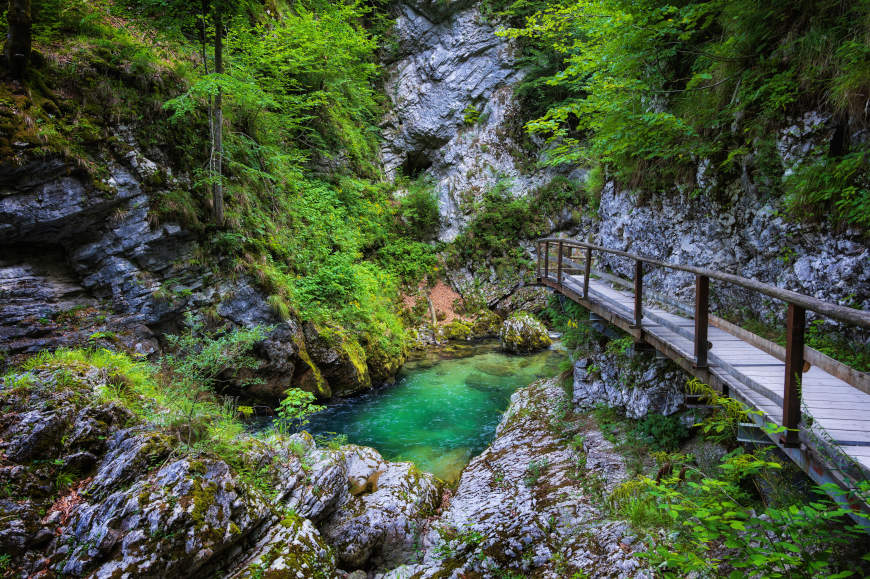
[536,238,870,447]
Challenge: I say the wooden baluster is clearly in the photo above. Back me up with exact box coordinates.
[544,241,550,280]
[694,275,709,368]
[583,248,591,298]
[633,260,643,328]
[557,241,564,286]
[782,303,805,447]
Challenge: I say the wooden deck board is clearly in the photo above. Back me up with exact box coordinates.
[549,272,870,476]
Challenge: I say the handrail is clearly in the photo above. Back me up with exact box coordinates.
[536,237,870,448]
[537,237,870,330]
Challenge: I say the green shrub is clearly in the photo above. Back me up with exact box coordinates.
[544,296,597,352]
[463,103,481,126]
[613,450,870,577]
[396,177,442,241]
[784,152,870,229]
[632,413,690,451]
[163,313,268,393]
[448,185,542,276]
[275,389,325,435]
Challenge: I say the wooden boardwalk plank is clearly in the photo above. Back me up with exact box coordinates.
[547,271,870,478]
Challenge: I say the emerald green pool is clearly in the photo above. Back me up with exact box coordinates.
[306,342,566,482]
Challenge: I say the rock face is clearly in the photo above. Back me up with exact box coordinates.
[383,3,868,329]
[0,144,377,398]
[572,348,685,419]
[380,379,646,578]
[592,175,870,327]
[0,363,441,577]
[382,2,573,242]
[499,311,552,353]
[320,446,441,570]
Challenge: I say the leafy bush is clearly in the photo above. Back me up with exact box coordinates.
[463,103,481,126]
[613,450,870,577]
[502,0,870,230]
[396,178,442,241]
[544,296,597,352]
[686,378,749,444]
[163,313,268,393]
[448,185,542,276]
[784,151,870,230]
[632,414,690,451]
[276,389,325,435]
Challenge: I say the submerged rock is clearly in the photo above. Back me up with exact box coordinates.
[499,311,552,353]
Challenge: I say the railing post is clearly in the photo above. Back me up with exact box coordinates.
[633,260,643,328]
[557,241,564,286]
[583,248,591,299]
[782,303,805,447]
[543,241,549,280]
[536,242,542,280]
[694,275,709,368]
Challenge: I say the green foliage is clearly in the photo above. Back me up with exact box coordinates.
[784,151,870,229]
[613,450,870,577]
[395,177,443,241]
[524,457,549,487]
[502,0,870,229]
[544,296,597,352]
[686,378,749,443]
[805,319,870,373]
[313,432,349,450]
[448,183,541,277]
[463,103,482,126]
[604,336,633,357]
[275,389,325,435]
[376,238,439,287]
[633,414,690,452]
[163,312,268,393]
[448,176,586,278]
[434,524,485,559]
[16,0,420,379]
[17,348,246,461]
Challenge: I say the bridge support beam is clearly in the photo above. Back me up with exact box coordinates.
[694,275,709,368]
[632,260,643,328]
[782,304,806,447]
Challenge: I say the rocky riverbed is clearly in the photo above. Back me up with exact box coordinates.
[1,354,644,578]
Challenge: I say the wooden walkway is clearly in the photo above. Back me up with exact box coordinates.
[535,238,870,510]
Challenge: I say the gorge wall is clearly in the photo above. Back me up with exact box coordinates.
[387,2,869,328]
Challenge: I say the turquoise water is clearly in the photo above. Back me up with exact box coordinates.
[306,342,566,482]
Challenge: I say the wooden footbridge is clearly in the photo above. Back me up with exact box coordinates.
[535,238,870,513]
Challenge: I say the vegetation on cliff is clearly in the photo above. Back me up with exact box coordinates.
[492,0,870,230]
[0,0,442,377]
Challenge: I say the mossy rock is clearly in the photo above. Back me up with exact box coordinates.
[470,309,502,339]
[444,320,473,341]
[499,312,552,353]
[366,342,407,384]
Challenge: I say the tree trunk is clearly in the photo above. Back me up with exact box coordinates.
[212,7,225,227]
[200,0,215,221]
[6,0,32,79]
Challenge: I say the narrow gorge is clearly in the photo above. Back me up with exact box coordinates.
[1,0,869,577]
